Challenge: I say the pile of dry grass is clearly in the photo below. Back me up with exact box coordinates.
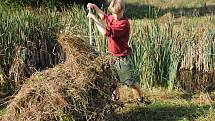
[1,33,117,121]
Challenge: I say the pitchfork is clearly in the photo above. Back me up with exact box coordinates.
[89,8,92,45]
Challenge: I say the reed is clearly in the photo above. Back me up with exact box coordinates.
[0,6,62,92]
[0,4,215,91]
[84,15,215,90]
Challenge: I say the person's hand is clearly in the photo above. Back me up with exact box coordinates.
[87,3,97,10]
[87,12,96,20]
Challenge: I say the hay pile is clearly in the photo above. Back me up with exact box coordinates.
[1,33,117,121]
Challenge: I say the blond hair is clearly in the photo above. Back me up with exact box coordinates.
[108,0,125,14]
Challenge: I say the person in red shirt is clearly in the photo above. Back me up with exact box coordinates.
[87,0,144,103]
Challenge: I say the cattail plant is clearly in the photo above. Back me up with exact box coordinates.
[67,7,215,90]
[1,3,215,92]
[0,7,62,92]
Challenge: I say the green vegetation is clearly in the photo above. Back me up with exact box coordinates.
[110,86,215,121]
[0,0,215,93]
[1,0,107,9]
[125,0,215,19]
[0,0,215,120]
[0,5,62,94]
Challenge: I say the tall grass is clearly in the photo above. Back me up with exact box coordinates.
[70,10,213,90]
[0,5,62,93]
[0,4,215,92]
[128,18,185,89]
[1,0,107,9]
[131,18,215,90]
[75,13,215,90]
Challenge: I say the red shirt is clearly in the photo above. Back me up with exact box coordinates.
[103,14,131,57]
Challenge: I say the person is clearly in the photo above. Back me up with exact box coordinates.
[87,0,144,103]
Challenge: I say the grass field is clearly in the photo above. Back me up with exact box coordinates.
[110,86,215,121]
[126,0,215,7]
[125,0,215,19]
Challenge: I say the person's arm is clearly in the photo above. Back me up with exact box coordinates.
[88,13,129,37]
[87,3,105,19]
[87,12,106,36]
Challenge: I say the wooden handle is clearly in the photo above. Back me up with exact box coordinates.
[89,8,92,45]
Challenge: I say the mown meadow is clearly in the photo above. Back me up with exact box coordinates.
[0,0,215,120]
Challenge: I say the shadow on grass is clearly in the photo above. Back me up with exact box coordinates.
[110,104,214,121]
[125,3,215,19]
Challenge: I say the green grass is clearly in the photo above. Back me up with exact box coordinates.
[112,101,214,121]
[0,107,6,117]
[126,0,215,8]
[125,0,215,19]
[110,87,215,121]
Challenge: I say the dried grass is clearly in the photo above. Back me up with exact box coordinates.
[1,33,116,121]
